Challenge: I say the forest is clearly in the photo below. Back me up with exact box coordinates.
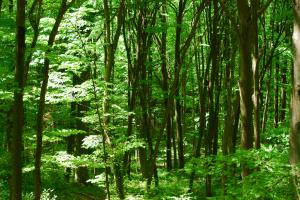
[0,0,298,199]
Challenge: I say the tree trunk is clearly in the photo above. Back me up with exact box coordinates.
[251,0,261,149]
[261,67,272,132]
[237,0,254,177]
[34,1,73,199]
[123,20,135,178]
[274,62,279,128]
[0,0,3,13]
[290,1,300,198]
[189,37,208,191]
[102,0,125,198]
[205,0,221,196]
[160,1,172,171]
[10,0,26,199]
[174,0,185,169]
[280,62,287,123]
[73,70,90,184]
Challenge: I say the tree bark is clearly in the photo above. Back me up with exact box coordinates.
[261,69,271,132]
[0,0,3,13]
[74,71,90,185]
[122,19,135,178]
[159,1,172,171]
[251,0,261,149]
[189,36,208,191]
[34,1,74,199]
[10,0,26,199]
[174,0,185,169]
[205,0,220,196]
[237,0,254,177]
[274,62,279,128]
[280,62,287,123]
[102,0,126,198]
[290,1,300,198]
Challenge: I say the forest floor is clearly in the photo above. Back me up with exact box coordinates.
[58,183,105,200]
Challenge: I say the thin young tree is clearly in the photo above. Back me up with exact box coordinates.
[35,1,75,199]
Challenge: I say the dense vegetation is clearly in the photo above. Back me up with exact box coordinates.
[0,0,298,199]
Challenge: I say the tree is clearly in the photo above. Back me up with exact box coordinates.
[236,0,255,169]
[35,0,75,199]
[102,0,126,198]
[10,0,26,198]
[290,0,300,198]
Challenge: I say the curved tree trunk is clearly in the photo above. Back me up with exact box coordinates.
[35,1,74,199]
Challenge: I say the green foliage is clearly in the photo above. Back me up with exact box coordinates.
[0,149,10,200]
[0,0,296,199]
[24,189,58,200]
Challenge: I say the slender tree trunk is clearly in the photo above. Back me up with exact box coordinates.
[222,32,236,156]
[34,1,73,199]
[123,21,135,178]
[172,119,177,168]
[222,25,236,195]
[189,37,208,191]
[25,0,43,85]
[280,62,287,122]
[174,0,185,169]
[274,62,279,128]
[74,71,90,184]
[290,1,300,198]
[103,0,125,198]
[10,0,26,198]
[65,135,74,181]
[159,1,172,171]
[173,0,208,170]
[205,0,221,196]
[261,66,272,132]
[251,0,261,149]
[0,0,3,13]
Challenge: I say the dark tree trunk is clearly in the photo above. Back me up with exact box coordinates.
[34,1,73,199]
[173,0,208,170]
[189,38,208,191]
[102,0,126,198]
[123,20,135,178]
[274,62,279,128]
[64,135,74,181]
[237,0,254,177]
[221,23,236,194]
[160,1,172,171]
[251,0,261,150]
[73,70,90,184]
[261,66,272,132]
[174,0,185,169]
[205,0,221,196]
[172,119,177,168]
[0,0,3,13]
[10,0,26,199]
[280,62,287,122]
